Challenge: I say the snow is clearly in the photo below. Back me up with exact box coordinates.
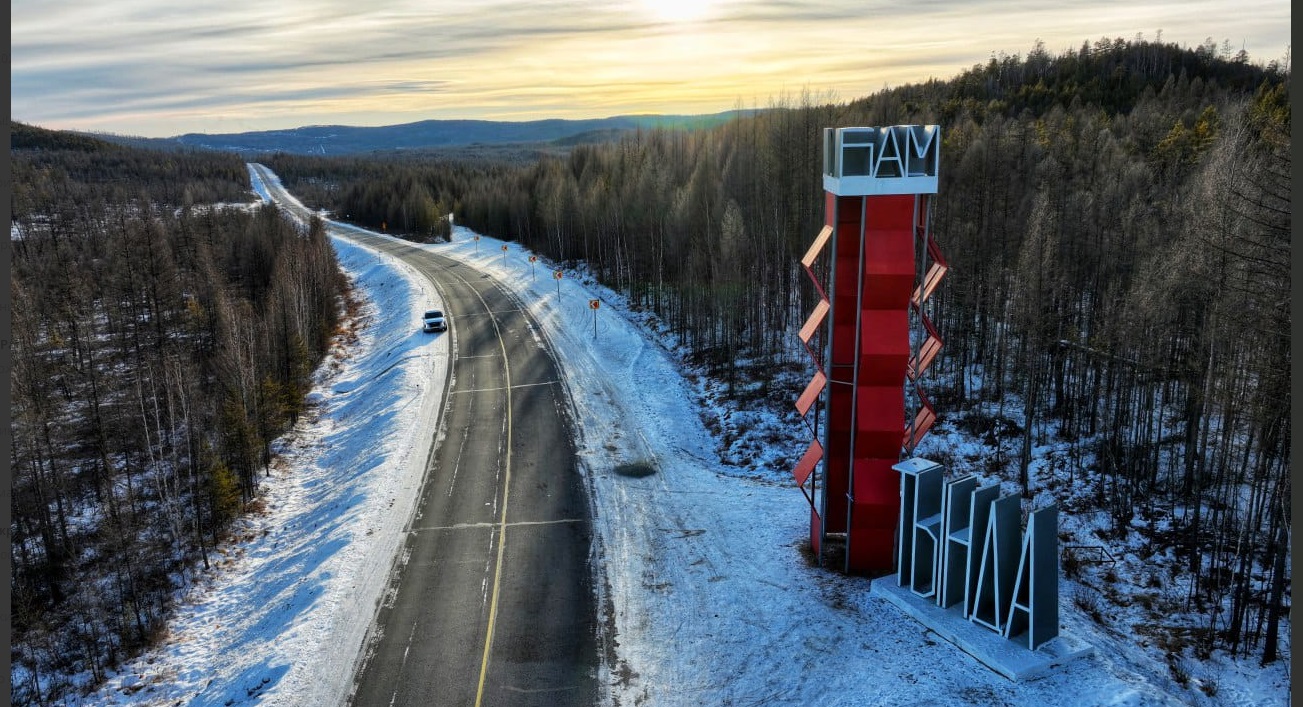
[70,168,1288,706]
[66,175,449,706]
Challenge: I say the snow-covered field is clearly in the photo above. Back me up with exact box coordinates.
[73,170,1288,706]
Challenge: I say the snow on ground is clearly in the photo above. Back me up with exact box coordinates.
[75,167,1287,706]
[72,182,450,706]
[407,229,1287,707]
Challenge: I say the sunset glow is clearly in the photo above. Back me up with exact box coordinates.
[641,0,714,23]
[10,0,1291,137]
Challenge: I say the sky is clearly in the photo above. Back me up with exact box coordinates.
[11,0,1292,137]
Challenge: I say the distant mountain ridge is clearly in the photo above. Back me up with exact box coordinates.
[119,112,747,155]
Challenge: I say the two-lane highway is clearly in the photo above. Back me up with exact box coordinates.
[250,166,600,707]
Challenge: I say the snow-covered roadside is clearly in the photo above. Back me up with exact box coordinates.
[72,190,449,705]
[416,228,1289,707]
[73,161,1286,706]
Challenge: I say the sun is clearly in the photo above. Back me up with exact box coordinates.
[641,0,712,23]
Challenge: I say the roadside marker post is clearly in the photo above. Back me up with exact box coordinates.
[474,235,480,253]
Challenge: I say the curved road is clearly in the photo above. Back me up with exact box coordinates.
[251,165,601,707]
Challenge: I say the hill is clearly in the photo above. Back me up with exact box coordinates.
[12,121,123,152]
[89,111,751,155]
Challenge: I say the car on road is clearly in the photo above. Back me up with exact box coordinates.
[422,309,447,332]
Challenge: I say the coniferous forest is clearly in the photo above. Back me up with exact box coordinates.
[10,126,347,703]
[8,36,1289,705]
[267,38,1289,665]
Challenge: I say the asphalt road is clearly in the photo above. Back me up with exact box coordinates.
[250,166,600,707]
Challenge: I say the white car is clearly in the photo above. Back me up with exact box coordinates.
[422,309,447,332]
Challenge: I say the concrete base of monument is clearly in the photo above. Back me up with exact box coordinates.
[870,579,1095,681]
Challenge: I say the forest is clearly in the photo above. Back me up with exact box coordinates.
[266,37,1289,667]
[10,126,347,704]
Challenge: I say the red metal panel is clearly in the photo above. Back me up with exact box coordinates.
[904,385,937,454]
[859,309,910,355]
[851,459,902,506]
[908,336,943,381]
[846,529,895,572]
[846,516,896,570]
[862,200,916,310]
[862,275,915,312]
[854,386,903,436]
[864,232,915,278]
[847,458,901,570]
[911,237,949,306]
[906,305,943,380]
[858,309,910,386]
[793,438,823,486]
[906,215,946,452]
[842,192,917,573]
[830,320,857,366]
[827,388,853,430]
[904,406,937,453]
[853,397,905,439]
[818,197,860,541]
[799,300,830,345]
[835,195,863,225]
[795,370,827,416]
[801,225,833,269]
[801,225,834,302]
[796,200,837,550]
[866,193,917,229]
[799,173,945,573]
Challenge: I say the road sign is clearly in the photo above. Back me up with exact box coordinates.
[529,256,537,263]
[553,270,563,279]
[589,299,600,309]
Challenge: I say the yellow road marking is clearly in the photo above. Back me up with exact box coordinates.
[261,162,515,703]
[469,269,514,707]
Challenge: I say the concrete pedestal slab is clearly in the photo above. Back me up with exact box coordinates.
[871,579,1095,681]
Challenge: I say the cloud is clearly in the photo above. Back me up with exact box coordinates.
[11,0,1293,136]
